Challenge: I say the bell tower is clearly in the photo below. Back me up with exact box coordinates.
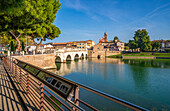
[104,32,107,42]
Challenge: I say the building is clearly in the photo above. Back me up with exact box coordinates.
[88,32,125,58]
[88,43,121,58]
[53,43,67,49]
[76,41,88,49]
[98,32,125,51]
[151,40,170,51]
[86,40,95,49]
[66,40,95,50]
[99,32,107,43]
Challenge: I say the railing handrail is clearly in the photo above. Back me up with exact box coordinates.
[10,57,149,111]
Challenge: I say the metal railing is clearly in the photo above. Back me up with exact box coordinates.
[3,56,149,111]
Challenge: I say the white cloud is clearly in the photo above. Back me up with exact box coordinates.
[145,2,170,18]
[62,0,87,11]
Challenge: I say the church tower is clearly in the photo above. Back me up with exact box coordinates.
[104,32,107,42]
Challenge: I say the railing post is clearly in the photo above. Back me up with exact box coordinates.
[26,73,29,94]
[73,86,79,111]
[40,83,44,111]
[19,68,22,84]
[15,63,17,78]
[12,58,14,74]
[74,87,79,106]
[9,58,10,70]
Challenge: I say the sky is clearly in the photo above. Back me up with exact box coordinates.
[45,0,170,44]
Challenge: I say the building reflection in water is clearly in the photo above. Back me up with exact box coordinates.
[47,58,125,78]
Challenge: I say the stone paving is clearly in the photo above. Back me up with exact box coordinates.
[0,60,39,111]
[0,62,24,111]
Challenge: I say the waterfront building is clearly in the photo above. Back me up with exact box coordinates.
[53,43,67,49]
[98,32,125,51]
[86,40,95,49]
[99,32,108,43]
[66,40,95,50]
[151,40,170,51]
[76,41,88,49]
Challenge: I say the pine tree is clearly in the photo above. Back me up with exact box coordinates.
[10,40,15,52]
[22,40,25,51]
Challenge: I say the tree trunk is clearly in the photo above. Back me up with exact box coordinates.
[9,31,21,52]
[15,37,21,51]
[35,38,43,53]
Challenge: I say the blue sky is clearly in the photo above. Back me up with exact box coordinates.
[46,0,170,44]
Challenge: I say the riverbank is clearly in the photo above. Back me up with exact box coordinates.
[107,52,170,59]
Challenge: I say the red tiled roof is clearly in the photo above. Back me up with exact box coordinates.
[151,40,166,43]
[53,43,67,45]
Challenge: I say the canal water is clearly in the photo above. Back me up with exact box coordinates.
[49,58,170,110]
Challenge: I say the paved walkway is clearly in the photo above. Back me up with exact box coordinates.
[0,63,24,111]
[0,61,39,111]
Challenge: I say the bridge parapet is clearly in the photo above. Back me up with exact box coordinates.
[55,50,88,62]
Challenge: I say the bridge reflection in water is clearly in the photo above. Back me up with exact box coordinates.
[48,58,125,77]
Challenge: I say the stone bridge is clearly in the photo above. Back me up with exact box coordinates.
[55,49,88,62]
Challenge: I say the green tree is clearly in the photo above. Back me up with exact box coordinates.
[0,0,24,13]
[0,33,12,44]
[10,40,15,51]
[124,46,129,50]
[128,40,138,52]
[113,36,120,42]
[0,0,61,52]
[21,40,25,51]
[152,41,161,51]
[28,0,61,53]
[133,29,152,51]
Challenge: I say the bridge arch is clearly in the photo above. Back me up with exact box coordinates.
[97,55,101,59]
[66,54,72,61]
[55,56,62,62]
[80,53,84,59]
[74,54,79,59]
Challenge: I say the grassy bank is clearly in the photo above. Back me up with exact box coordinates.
[123,55,153,57]
[107,54,122,58]
[153,53,170,57]
[107,52,170,58]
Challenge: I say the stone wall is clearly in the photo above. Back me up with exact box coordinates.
[88,50,121,58]
[14,54,56,69]
[122,56,155,59]
[105,51,121,56]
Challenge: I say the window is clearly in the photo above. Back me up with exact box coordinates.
[82,47,84,48]
[82,43,84,45]
[80,43,81,45]
[77,47,79,48]
[80,47,81,48]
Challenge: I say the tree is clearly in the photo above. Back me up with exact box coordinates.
[128,40,138,52]
[0,0,61,52]
[10,40,15,52]
[21,40,25,51]
[0,0,24,13]
[133,29,152,51]
[124,46,129,50]
[0,33,12,44]
[113,36,120,42]
[28,0,61,53]
[152,41,161,51]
